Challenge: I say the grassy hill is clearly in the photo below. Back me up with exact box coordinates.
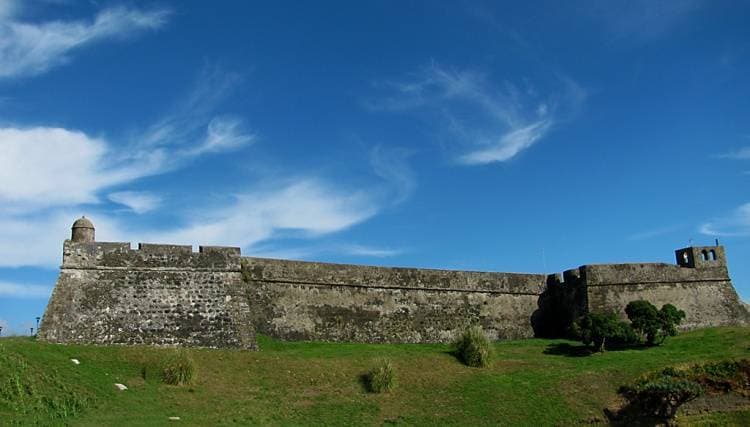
[1,327,749,426]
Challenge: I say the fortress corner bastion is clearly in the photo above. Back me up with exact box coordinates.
[38,218,750,349]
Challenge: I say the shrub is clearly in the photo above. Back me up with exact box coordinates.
[162,350,196,386]
[453,325,493,367]
[625,300,685,345]
[365,358,396,393]
[620,376,702,419]
[572,312,636,352]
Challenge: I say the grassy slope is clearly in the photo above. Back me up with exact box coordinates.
[1,327,749,426]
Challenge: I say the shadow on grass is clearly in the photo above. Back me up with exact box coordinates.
[543,342,651,357]
[358,373,370,392]
[604,405,666,427]
[542,343,594,357]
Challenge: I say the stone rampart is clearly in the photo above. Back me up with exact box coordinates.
[583,263,748,329]
[37,218,750,349]
[39,240,255,349]
[242,257,546,343]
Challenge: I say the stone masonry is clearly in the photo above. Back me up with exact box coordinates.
[38,218,750,348]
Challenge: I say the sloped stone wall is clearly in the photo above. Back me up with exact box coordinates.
[39,241,256,349]
[583,263,749,329]
[39,240,749,349]
[241,257,547,343]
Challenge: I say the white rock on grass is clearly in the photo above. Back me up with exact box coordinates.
[168,416,181,421]
[70,359,80,365]
[114,383,128,391]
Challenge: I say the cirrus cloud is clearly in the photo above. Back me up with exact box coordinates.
[699,203,750,237]
[367,63,586,165]
[0,3,171,79]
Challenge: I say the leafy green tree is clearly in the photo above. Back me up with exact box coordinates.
[658,304,686,340]
[625,300,685,346]
[573,312,635,352]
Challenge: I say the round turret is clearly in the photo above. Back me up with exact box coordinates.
[71,216,95,242]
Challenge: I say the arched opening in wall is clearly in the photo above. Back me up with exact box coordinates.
[682,252,689,264]
[701,250,708,261]
[710,250,717,261]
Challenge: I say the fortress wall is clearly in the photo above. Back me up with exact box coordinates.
[39,226,749,349]
[582,263,749,329]
[39,241,256,349]
[241,257,547,343]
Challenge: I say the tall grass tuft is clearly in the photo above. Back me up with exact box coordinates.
[365,358,396,393]
[453,325,494,368]
[162,350,197,386]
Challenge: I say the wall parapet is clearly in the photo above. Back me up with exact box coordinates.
[582,263,729,286]
[62,240,241,271]
[242,257,547,294]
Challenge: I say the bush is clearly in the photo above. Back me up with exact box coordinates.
[572,312,637,352]
[365,358,396,393]
[453,325,493,367]
[620,376,702,419]
[625,300,685,345]
[162,350,196,386]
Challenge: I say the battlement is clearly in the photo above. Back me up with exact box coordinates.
[62,240,241,271]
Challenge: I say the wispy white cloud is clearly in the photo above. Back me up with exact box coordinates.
[0,211,127,267]
[0,3,170,79]
[717,147,750,160]
[0,1,19,20]
[340,244,403,258]
[460,120,552,165]
[108,191,161,214]
[584,0,703,42]
[0,67,254,214]
[0,281,52,298]
[137,66,245,151]
[699,203,750,237]
[627,223,685,241]
[250,242,404,260]
[0,127,110,210]
[147,180,377,248]
[368,64,585,165]
[184,116,256,156]
[0,177,384,268]
[370,145,416,204]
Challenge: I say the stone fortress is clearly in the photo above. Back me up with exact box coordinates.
[38,217,750,350]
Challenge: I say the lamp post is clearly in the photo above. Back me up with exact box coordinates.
[30,327,34,336]
[35,317,40,333]
[0,326,3,337]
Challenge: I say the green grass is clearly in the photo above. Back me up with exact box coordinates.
[1,327,749,426]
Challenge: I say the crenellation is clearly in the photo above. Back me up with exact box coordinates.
[138,243,192,254]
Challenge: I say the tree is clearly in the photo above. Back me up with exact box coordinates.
[625,300,685,345]
[573,312,636,352]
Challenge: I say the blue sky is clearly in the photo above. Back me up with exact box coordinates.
[1,1,749,335]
